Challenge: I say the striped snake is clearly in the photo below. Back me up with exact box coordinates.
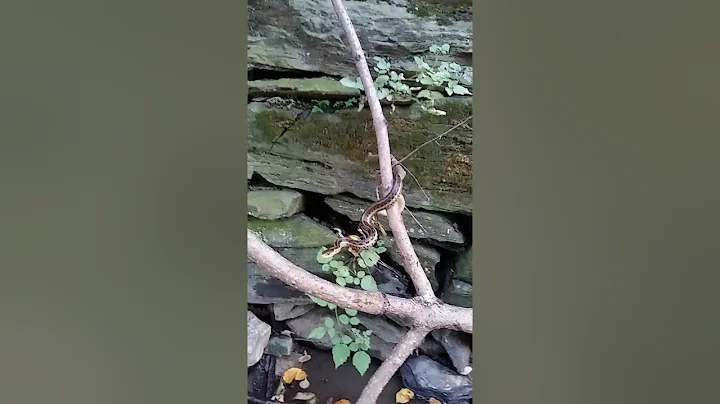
[321,170,403,258]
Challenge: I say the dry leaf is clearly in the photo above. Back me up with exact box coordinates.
[298,351,312,363]
[299,379,310,389]
[334,399,351,404]
[428,398,442,404]
[292,392,316,401]
[396,388,415,403]
[282,367,303,384]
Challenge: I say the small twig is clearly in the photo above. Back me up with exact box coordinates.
[394,115,473,167]
[398,161,431,202]
[355,327,430,404]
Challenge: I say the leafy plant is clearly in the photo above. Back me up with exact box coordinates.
[311,99,331,113]
[305,240,387,375]
[339,44,471,116]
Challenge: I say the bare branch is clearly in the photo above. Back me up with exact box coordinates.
[356,327,431,404]
[329,0,436,301]
[247,230,473,333]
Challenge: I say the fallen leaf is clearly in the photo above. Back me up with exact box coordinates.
[282,367,303,384]
[299,379,310,389]
[334,399,351,404]
[298,351,312,363]
[396,388,415,403]
[428,398,442,404]
[292,392,316,401]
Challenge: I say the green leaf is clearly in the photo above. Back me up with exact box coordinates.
[357,258,367,268]
[363,330,373,336]
[340,76,357,88]
[440,43,450,53]
[308,295,329,307]
[344,275,354,284]
[338,314,350,325]
[345,308,358,316]
[353,278,360,285]
[429,90,446,100]
[316,248,333,264]
[356,271,365,278]
[349,317,360,326]
[352,351,372,376]
[375,239,384,246]
[328,328,336,338]
[453,85,471,95]
[375,74,390,87]
[417,89,432,99]
[327,303,337,310]
[375,246,386,253]
[360,275,378,291]
[337,266,350,277]
[336,277,346,287]
[329,260,341,268]
[341,335,353,344]
[321,263,331,271]
[324,317,335,328]
[331,336,341,345]
[445,86,454,96]
[308,327,326,339]
[332,344,351,368]
[420,76,435,86]
[349,342,359,352]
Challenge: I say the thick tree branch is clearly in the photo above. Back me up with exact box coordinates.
[356,327,430,404]
[248,230,472,333]
[329,0,436,301]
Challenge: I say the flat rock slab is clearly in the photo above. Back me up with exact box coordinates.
[248,0,472,83]
[249,78,361,100]
[441,278,472,308]
[380,235,441,291]
[453,246,473,283]
[248,311,272,367]
[248,214,336,248]
[248,189,305,220]
[248,99,472,215]
[326,194,465,245]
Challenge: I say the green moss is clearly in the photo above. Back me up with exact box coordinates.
[408,0,472,18]
[253,109,297,142]
[257,103,472,194]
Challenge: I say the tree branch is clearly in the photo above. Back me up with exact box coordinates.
[356,327,430,404]
[248,230,472,333]
[329,0,436,301]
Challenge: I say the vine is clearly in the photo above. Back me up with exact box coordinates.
[305,240,387,376]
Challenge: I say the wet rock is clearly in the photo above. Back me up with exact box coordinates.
[248,214,336,248]
[400,355,472,403]
[264,334,293,357]
[248,0,472,84]
[286,308,444,361]
[441,279,472,308]
[273,302,315,321]
[325,195,465,245]
[453,246,473,283]
[248,248,410,304]
[249,78,361,100]
[248,311,272,367]
[431,329,472,375]
[248,354,276,401]
[381,236,441,291]
[248,189,305,220]
[247,98,472,215]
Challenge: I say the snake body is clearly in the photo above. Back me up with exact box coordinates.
[321,171,403,258]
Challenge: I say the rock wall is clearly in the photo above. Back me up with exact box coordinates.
[247,0,473,390]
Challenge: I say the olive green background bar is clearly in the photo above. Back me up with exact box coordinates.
[474,1,719,403]
[0,1,248,403]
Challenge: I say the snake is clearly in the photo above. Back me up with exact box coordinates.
[321,170,403,258]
